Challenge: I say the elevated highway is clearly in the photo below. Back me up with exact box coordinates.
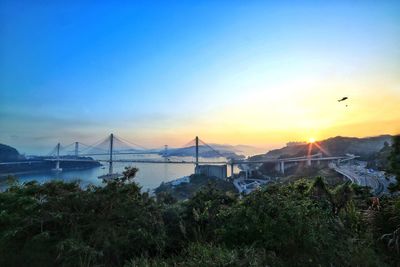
[330,162,384,196]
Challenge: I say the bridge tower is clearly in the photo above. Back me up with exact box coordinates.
[164,145,168,157]
[163,145,168,162]
[74,142,79,157]
[52,143,62,172]
[195,136,199,168]
[109,133,114,175]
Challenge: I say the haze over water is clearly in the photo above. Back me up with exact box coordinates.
[0,155,241,191]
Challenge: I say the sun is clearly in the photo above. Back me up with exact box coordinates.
[308,137,316,144]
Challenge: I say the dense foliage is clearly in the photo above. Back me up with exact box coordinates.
[1,169,400,267]
[0,143,21,162]
[155,174,236,200]
[388,135,400,192]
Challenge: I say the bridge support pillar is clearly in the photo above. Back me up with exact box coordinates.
[307,158,312,167]
[74,142,79,157]
[275,162,280,172]
[230,163,234,178]
[195,136,199,168]
[164,145,168,157]
[280,161,285,174]
[52,143,62,172]
[109,133,114,175]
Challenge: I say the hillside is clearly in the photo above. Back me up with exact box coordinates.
[209,144,267,156]
[1,175,399,266]
[0,143,23,162]
[251,135,393,160]
[0,143,101,175]
[367,141,393,170]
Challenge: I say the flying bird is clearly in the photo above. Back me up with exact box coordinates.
[338,97,348,102]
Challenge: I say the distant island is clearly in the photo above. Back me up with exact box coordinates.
[0,143,23,162]
[160,144,247,159]
[0,143,101,177]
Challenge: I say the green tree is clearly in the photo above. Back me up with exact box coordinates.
[388,135,400,192]
[218,180,345,266]
[0,170,166,267]
[181,184,236,243]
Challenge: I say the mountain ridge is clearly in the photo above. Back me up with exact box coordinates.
[251,134,394,160]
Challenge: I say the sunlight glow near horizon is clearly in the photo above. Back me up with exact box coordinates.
[0,1,399,154]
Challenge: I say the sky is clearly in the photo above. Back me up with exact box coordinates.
[1,0,400,154]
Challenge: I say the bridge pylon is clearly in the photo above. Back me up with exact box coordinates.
[98,133,120,181]
[74,142,79,157]
[52,142,62,172]
[195,136,199,168]
[109,133,114,175]
[164,145,168,157]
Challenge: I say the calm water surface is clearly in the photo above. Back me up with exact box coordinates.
[1,155,239,191]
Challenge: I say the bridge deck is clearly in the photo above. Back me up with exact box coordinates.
[1,155,353,165]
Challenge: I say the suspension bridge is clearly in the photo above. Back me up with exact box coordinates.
[1,133,356,179]
[43,133,229,173]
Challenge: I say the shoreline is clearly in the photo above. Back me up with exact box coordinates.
[0,166,101,180]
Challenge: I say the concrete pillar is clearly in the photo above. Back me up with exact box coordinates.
[195,136,199,168]
[74,142,79,157]
[164,145,168,157]
[275,162,281,172]
[56,143,60,158]
[54,143,62,172]
[109,133,114,175]
[280,161,285,174]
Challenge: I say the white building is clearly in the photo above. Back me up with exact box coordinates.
[195,164,227,179]
[169,176,190,186]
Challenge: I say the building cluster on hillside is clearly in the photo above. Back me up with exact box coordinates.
[233,178,270,194]
[165,176,190,187]
[286,141,307,147]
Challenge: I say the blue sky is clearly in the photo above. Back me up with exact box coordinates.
[1,1,399,153]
